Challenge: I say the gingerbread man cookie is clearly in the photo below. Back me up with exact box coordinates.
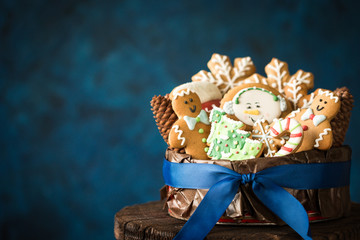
[168,89,211,159]
[220,83,292,128]
[287,89,340,152]
[170,81,222,112]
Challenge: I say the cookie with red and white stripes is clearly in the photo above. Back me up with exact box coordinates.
[269,118,304,156]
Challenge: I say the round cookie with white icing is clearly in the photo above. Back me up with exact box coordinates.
[171,81,222,112]
[220,83,293,128]
[168,89,211,159]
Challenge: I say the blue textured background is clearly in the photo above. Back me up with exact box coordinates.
[1,0,359,239]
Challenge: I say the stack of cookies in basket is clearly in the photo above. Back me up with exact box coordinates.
[151,53,354,160]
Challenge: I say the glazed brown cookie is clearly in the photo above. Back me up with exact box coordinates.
[287,89,341,152]
[168,89,211,159]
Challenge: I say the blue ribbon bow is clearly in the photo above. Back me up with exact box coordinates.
[163,159,351,240]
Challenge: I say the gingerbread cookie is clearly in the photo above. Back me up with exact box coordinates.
[168,89,211,159]
[170,81,222,112]
[192,53,256,95]
[207,107,263,161]
[220,83,292,127]
[287,89,340,152]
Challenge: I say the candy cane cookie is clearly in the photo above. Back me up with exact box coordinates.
[269,118,304,156]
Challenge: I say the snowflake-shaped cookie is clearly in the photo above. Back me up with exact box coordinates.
[192,53,256,95]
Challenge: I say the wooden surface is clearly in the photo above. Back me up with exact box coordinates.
[114,201,360,240]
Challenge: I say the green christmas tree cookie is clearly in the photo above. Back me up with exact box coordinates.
[207,107,263,161]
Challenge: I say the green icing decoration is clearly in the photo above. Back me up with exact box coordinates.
[202,138,207,143]
[207,107,262,161]
[234,87,279,105]
[199,128,204,134]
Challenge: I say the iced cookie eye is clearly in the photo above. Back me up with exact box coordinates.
[189,98,193,102]
[324,101,327,104]
[184,100,188,104]
[319,99,323,102]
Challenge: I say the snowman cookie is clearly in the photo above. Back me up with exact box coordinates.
[288,89,341,152]
[220,83,292,128]
[168,89,211,159]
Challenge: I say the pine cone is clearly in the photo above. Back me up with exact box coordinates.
[331,87,354,147]
[150,94,178,145]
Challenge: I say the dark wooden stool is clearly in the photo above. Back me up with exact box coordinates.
[114,201,360,239]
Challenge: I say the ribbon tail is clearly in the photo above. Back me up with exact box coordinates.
[253,177,312,240]
[174,177,239,240]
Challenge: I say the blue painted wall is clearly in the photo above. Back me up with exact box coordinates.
[1,0,359,239]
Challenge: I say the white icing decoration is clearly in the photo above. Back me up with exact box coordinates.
[272,83,277,88]
[172,125,185,146]
[220,135,229,140]
[301,108,326,126]
[301,92,316,109]
[267,59,287,94]
[223,101,235,115]
[222,152,233,158]
[236,129,249,135]
[172,82,222,103]
[244,74,269,85]
[173,89,194,100]
[252,119,276,157]
[286,79,303,109]
[287,108,301,118]
[279,96,287,112]
[183,110,210,130]
[192,71,220,90]
[314,128,331,148]
[318,89,339,103]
